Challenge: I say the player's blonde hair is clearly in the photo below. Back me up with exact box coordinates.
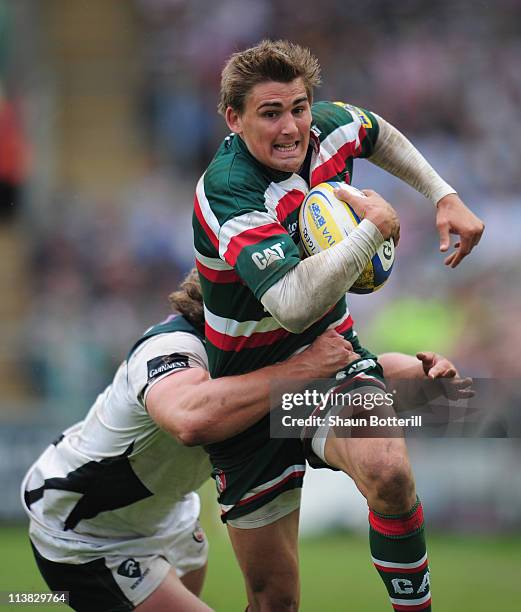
[218,39,321,115]
[169,268,204,331]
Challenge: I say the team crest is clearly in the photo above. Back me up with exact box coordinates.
[117,558,142,578]
[192,521,206,544]
[214,469,227,494]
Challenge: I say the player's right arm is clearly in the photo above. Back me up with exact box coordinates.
[366,114,484,267]
[146,330,357,446]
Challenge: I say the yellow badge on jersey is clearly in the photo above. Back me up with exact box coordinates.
[333,101,372,129]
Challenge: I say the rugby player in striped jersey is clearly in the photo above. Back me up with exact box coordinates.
[193,40,483,611]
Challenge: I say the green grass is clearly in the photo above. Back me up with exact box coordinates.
[2,525,520,611]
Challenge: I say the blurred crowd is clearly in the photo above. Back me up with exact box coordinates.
[136,0,521,192]
[3,0,521,419]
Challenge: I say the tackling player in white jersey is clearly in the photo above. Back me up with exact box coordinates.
[21,271,359,611]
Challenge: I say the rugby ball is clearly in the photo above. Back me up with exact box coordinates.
[298,181,395,294]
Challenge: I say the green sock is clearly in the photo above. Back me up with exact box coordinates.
[369,498,431,611]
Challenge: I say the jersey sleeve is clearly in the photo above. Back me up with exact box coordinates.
[126,332,208,404]
[337,102,380,157]
[313,100,381,159]
[194,158,302,300]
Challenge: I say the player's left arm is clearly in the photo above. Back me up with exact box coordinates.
[367,114,485,267]
[378,351,474,410]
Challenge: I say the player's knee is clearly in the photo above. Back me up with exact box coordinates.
[375,462,415,511]
[248,573,298,611]
[250,589,298,612]
[361,455,415,510]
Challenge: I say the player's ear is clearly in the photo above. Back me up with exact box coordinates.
[225,107,242,134]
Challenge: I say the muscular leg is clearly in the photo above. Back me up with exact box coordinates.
[324,434,416,514]
[321,397,431,611]
[136,565,212,612]
[227,509,300,612]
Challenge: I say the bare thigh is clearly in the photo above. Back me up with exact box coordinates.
[181,564,207,597]
[227,509,300,612]
[136,566,212,612]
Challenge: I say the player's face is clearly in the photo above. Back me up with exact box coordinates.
[226,78,312,173]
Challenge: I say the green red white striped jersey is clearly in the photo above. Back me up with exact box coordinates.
[193,101,380,377]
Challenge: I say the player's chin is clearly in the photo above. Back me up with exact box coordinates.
[269,152,306,173]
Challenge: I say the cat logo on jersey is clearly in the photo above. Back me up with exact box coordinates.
[333,101,372,129]
[251,242,285,270]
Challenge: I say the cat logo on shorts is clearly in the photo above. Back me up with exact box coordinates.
[117,558,142,578]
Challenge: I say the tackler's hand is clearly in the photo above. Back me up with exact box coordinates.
[416,351,474,400]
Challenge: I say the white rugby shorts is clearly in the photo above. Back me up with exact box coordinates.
[29,493,208,608]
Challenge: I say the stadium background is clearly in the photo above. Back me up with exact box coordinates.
[0,1,520,609]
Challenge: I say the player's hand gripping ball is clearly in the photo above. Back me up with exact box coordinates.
[299,181,395,294]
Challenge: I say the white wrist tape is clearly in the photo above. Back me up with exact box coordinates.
[261,220,383,333]
[370,116,456,205]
